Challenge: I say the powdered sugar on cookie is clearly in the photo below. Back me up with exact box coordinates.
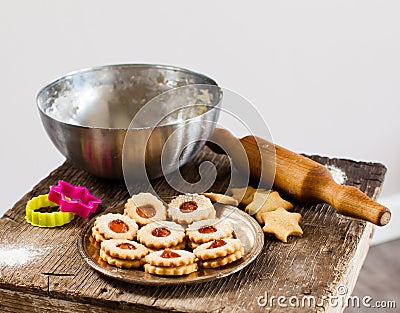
[168,194,216,224]
[137,221,185,249]
[124,193,167,226]
[95,213,138,240]
[186,218,234,244]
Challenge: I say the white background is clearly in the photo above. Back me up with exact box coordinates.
[1,1,399,243]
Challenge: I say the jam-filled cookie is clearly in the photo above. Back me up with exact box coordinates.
[91,225,107,243]
[144,263,198,276]
[188,238,233,250]
[146,240,187,253]
[193,238,243,260]
[137,221,185,250]
[145,248,196,267]
[167,194,216,224]
[186,218,234,245]
[198,247,244,268]
[144,249,198,276]
[101,239,148,261]
[124,193,167,226]
[194,238,244,268]
[99,249,143,269]
[95,213,138,240]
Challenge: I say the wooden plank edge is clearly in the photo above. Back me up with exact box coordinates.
[0,286,170,313]
[325,222,374,313]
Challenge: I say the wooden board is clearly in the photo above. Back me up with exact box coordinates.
[0,147,386,312]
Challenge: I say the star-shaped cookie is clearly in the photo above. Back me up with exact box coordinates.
[262,208,303,243]
[245,190,293,223]
[230,186,266,206]
[202,192,239,206]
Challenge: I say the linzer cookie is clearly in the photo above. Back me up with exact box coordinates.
[101,239,148,261]
[91,225,107,243]
[99,249,143,269]
[145,248,196,267]
[146,240,187,253]
[186,219,234,246]
[94,213,138,240]
[144,263,198,276]
[168,194,216,224]
[193,238,242,260]
[124,193,167,226]
[194,238,244,268]
[144,249,197,276]
[188,235,233,249]
[137,221,185,249]
[198,248,244,268]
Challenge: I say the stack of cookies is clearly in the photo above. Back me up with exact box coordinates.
[100,239,148,269]
[186,218,234,249]
[193,238,244,268]
[144,249,197,276]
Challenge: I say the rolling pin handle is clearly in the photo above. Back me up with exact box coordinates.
[207,128,391,226]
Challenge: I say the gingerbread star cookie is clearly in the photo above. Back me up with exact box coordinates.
[230,186,273,206]
[245,190,293,223]
[202,192,239,206]
[229,186,259,206]
[261,207,303,243]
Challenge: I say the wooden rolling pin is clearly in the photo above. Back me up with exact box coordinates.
[207,128,391,226]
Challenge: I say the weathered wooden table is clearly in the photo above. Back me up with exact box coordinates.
[0,147,386,312]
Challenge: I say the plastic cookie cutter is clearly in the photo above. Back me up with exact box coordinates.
[26,194,75,227]
[48,180,102,218]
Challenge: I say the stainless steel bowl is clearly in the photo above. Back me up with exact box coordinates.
[37,64,222,180]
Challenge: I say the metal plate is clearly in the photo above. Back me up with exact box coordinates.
[77,203,264,286]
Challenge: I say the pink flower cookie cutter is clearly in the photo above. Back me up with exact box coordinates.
[48,180,102,218]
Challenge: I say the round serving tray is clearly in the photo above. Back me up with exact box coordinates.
[77,203,264,286]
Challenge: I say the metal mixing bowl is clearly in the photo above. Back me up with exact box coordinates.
[37,64,222,180]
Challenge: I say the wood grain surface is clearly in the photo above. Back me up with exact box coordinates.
[0,147,387,312]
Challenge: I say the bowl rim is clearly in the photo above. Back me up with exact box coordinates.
[36,63,222,131]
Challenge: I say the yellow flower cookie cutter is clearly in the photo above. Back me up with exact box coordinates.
[26,194,75,227]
